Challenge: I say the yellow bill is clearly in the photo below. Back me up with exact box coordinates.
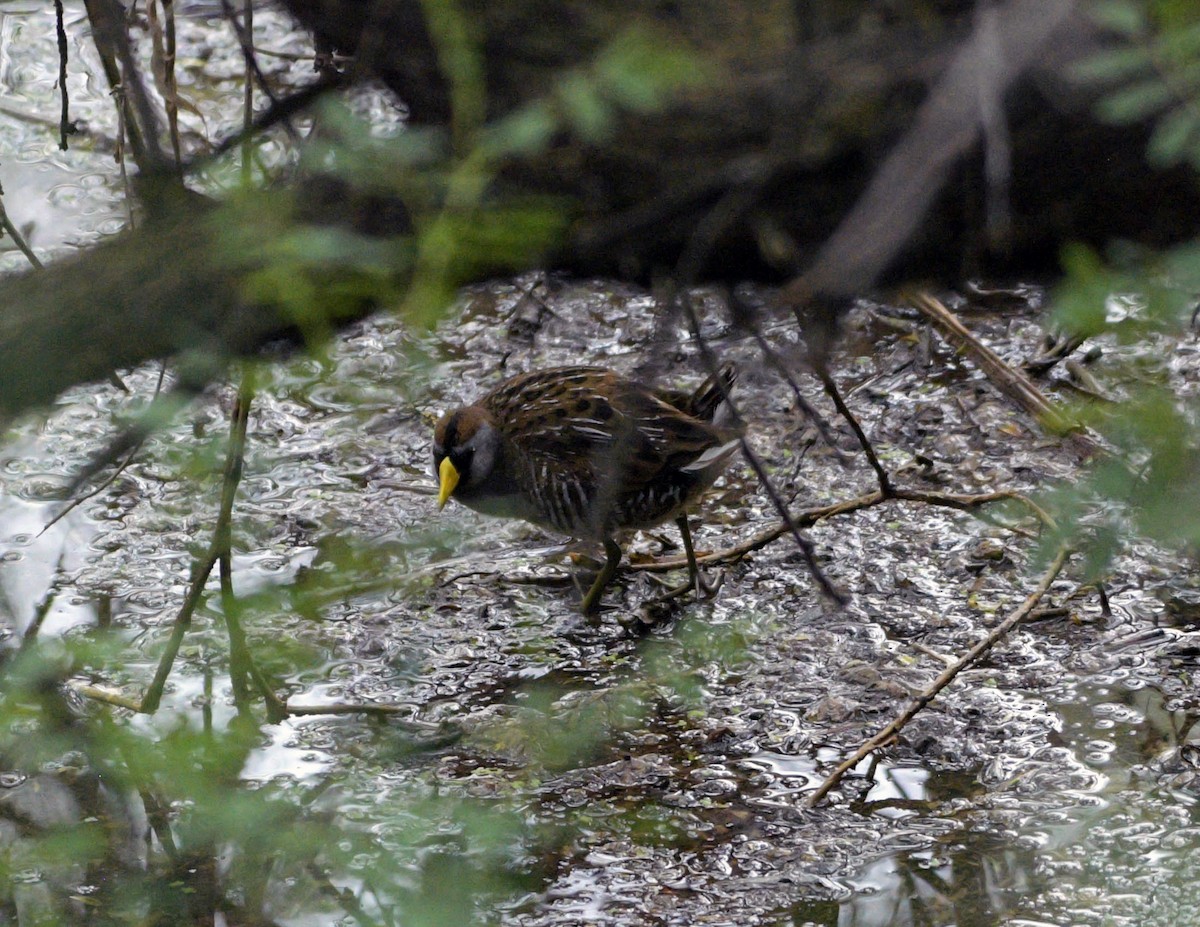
[437,457,460,509]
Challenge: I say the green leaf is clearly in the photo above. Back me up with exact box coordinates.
[1147,103,1200,165]
[1157,19,1200,60]
[558,74,613,141]
[1070,46,1152,84]
[1098,77,1177,123]
[483,103,557,158]
[594,30,709,112]
[1089,0,1147,36]
[1054,243,1119,337]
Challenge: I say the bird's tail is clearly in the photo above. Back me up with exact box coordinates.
[687,363,741,431]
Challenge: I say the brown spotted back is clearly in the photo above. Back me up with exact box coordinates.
[480,366,739,536]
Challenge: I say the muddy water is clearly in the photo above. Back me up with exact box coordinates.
[4,3,1200,926]
[6,275,1200,926]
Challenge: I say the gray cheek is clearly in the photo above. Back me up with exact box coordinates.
[461,427,498,490]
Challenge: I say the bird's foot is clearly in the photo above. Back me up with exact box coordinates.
[648,567,724,605]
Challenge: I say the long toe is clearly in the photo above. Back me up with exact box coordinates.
[650,567,724,606]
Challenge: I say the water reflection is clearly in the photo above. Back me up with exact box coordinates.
[830,833,1043,927]
[823,671,1200,927]
[3,5,1200,910]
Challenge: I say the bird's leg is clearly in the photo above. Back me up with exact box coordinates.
[580,537,623,617]
[677,515,703,597]
[676,515,722,598]
[650,516,723,605]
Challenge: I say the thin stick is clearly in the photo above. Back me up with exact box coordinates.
[54,0,72,150]
[73,679,447,729]
[627,488,1046,573]
[909,292,1099,456]
[19,554,67,651]
[0,194,43,269]
[82,0,146,166]
[83,0,170,172]
[140,542,222,713]
[204,76,341,163]
[727,289,849,462]
[140,379,255,714]
[805,546,1070,807]
[282,703,445,726]
[241,0,254,181]
[736,436,847,604]
[218,0,303,148]
[41,442,141,536]
[219,372,256,713]
[818,369,892,496]
[676,290,847,604]
[63,381,194,496]
[71,683,145,712]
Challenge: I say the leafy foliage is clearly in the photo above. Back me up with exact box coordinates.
[1075,0,1200,169]
[1042,1,1200,575]
[0,3,723,924]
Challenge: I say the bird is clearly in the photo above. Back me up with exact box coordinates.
[432,364,743,614]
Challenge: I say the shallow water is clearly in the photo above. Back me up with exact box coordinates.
[3,4,1200,926]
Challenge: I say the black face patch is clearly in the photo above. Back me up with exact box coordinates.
[441,411,462,453]
[450,447,474,473]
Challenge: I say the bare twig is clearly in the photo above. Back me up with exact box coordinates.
[627,488,1047,574]
[805,546,1071,807]
[205,76,342,162]
[908,293,1102,458]
[147,0,183,166]
[217,0,304,154]
[282,703,444,727]
[242,0,255,180]
[83,0,170,172]
[889,487,1055,530]
[63,381,195,496]
[140,541,222,713]
[42,364,168,535]
[218,372,258,715]
[676,290,847,604]
[727,289,849,462]
[70,683,145,712]
[73,680,448,727]
[19,552,68,651]
[54,0,72,150]
[739,435,847,603]
[0,194,43,269]
[40,444,141,537]
[116,377,254,715]
[818,369,892,496]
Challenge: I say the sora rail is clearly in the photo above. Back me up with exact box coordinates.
[432,364,743,614]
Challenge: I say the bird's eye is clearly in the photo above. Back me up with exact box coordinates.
[450,448,474,472]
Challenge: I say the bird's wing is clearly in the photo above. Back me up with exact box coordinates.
[493,368,732,493]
